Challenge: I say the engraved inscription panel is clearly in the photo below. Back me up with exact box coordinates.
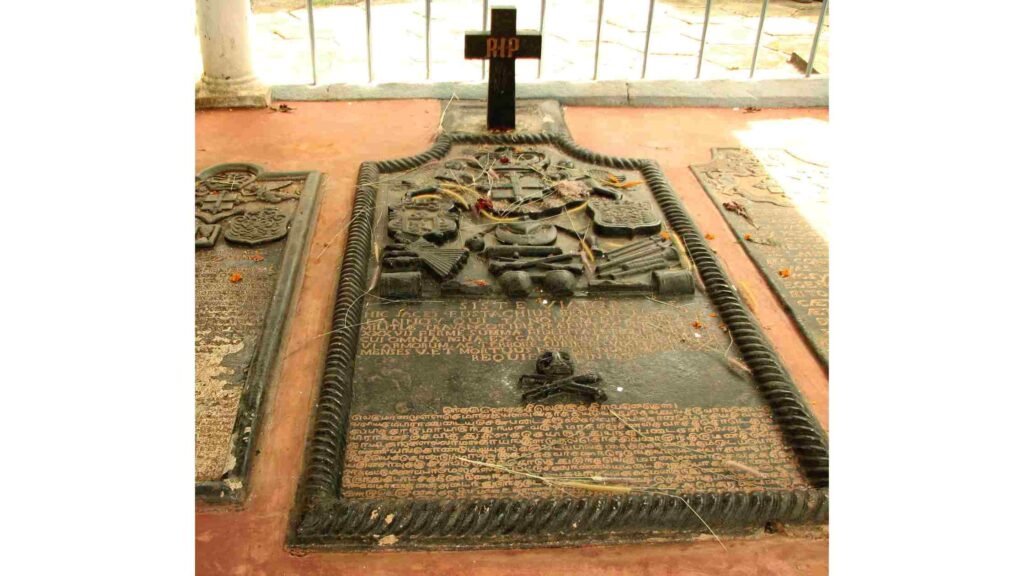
[194,164,317,497]
[343,404,809,500]
[195,242,283,481]
[359,299,699,362]
[342,297,807,500]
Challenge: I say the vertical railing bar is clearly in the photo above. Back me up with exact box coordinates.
[481,0,488,80]
[641,0,656,79]
[425,0,431,80]
[749,0,769,79]
[593,0,605,81]
[805,0,828,77]
[306,0,317,85]
[366,0,373,82]
[538,0,546,79]
[695,0,712,79]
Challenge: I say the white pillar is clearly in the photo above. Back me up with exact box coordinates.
[195,0,270,109]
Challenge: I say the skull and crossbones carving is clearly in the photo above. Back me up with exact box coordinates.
[518,351,606,403]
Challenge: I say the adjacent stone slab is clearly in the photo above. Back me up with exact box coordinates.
[691,148,829,365]
[289,113,828,549]
[195,163,321,503]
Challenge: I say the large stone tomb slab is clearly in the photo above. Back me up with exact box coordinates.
[692,148,829,365]
[195,163,321,503]
[291,129,828,550]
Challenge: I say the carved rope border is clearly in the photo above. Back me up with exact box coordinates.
[290,133,828,549]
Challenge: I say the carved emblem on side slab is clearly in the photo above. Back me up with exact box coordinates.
[195,163,303,249]
[225,207,290,245]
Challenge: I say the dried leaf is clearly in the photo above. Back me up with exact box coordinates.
[709,313,718,318]
[704,233,715,240]
[610,180,644,189]
[229,273,243,283]
[743,233,776,247]
[692,320,704,329]
[723,200,755,226]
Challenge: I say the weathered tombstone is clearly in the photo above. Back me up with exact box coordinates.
[288,99,828,549]
[195,163,321,502]
[692,148,829,365]
[465,6,542,131]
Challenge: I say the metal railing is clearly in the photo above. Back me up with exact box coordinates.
[298,0,829,85]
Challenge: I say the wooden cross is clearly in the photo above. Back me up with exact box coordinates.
[464,7,542,131]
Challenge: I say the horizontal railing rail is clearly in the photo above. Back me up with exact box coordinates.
[297,0,829,86]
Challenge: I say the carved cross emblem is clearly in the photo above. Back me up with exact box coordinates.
[491,168,547,202]
[200,192,240,214]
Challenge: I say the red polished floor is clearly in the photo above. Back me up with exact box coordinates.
[196,101,829,576]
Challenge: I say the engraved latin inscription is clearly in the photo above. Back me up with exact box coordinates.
[359,299,728,363]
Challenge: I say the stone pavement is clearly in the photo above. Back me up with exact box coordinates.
[241,0,829,86]
[195,100,828,574]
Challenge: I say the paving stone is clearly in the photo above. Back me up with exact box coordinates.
[716,0,773,18]
[679,22,760,45]
[765,35,813,53]
[755,17,821,36]
[791,42,829,75]
[704,44,791,71]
